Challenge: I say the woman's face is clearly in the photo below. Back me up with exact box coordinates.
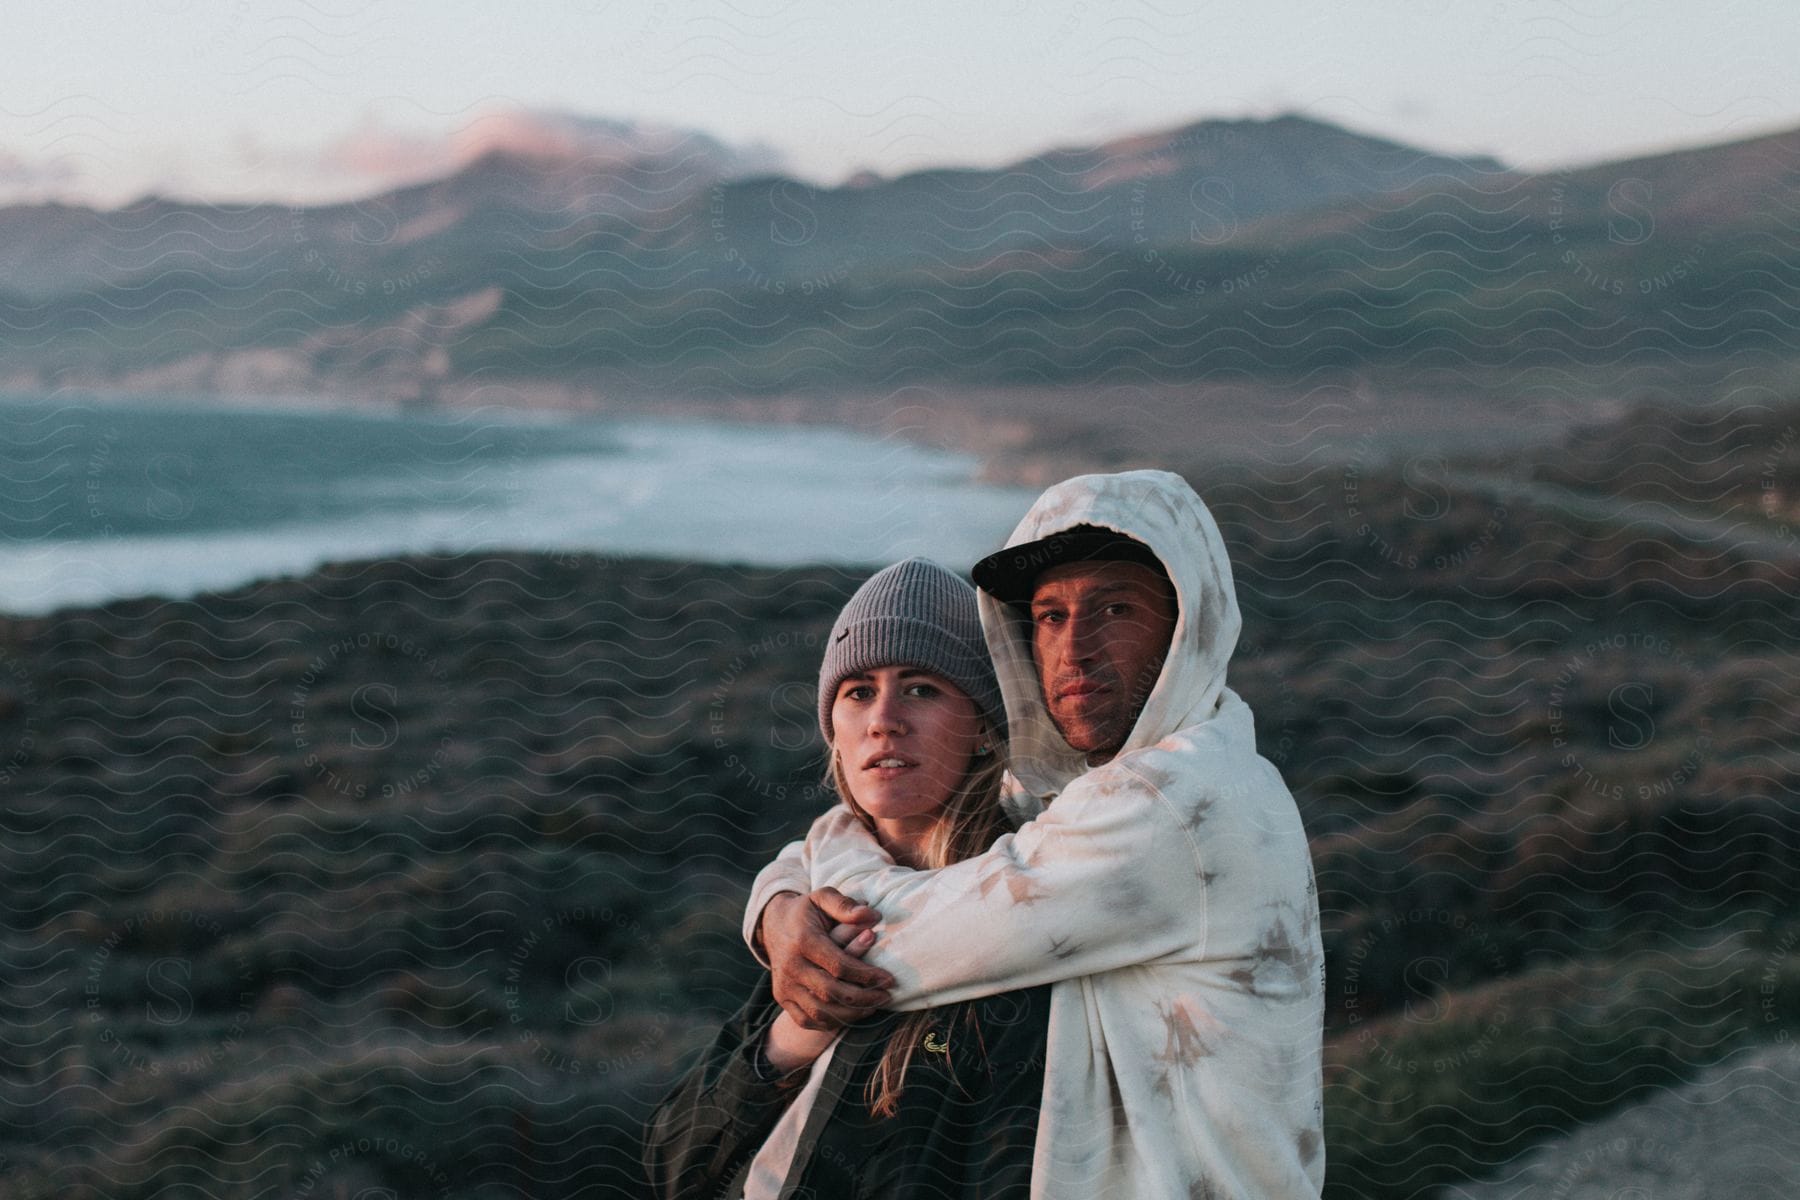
[831,666,984,827]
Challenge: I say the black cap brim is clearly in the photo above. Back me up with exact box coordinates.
[970,525,1167,605]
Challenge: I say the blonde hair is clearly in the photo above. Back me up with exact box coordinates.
[827,734,1012,1119]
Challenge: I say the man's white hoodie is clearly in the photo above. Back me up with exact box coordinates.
[743,469,1326,1199]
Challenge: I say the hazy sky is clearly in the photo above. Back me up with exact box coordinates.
[4,0,1797,205]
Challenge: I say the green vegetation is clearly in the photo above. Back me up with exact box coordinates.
[1,403,1796,1196]
[1325,933,1800,1199]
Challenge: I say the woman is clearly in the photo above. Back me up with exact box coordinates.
[643,557,1050,1199]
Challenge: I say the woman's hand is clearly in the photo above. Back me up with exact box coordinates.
[763,922,877,1073]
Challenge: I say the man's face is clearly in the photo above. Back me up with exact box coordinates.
[1028,560,1178,762]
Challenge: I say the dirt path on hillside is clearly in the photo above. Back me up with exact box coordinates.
[1459,469,1800,563]
[1443,1040,1800,1199]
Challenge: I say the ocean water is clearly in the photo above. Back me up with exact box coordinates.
[0,395,1040,615]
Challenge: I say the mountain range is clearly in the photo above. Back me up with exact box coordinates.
[1,112,1794,397]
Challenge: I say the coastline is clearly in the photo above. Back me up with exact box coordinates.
[3,361,1602,490]
[0,397,1046,619]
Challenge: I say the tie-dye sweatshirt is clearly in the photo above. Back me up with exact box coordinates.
[743,469,1326,1199]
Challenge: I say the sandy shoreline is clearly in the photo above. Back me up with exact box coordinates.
[12,361,1609,490]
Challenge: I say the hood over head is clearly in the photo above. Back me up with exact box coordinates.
[975,469,1242,799]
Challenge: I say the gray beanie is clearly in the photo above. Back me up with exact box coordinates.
[817,557,1006,747]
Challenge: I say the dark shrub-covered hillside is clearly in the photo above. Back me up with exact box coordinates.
[1,408,1797,1197]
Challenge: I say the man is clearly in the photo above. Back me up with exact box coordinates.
[743,469,1325,1199]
